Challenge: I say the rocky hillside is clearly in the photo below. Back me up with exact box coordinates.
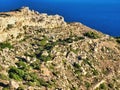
[0,7,120,90]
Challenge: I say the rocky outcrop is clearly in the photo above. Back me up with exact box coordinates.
[0,7,66,42]
[0,7,119,90]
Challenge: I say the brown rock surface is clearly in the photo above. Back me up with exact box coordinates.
[0,7,119,90]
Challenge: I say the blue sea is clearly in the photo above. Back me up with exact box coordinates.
[0,0,120,36]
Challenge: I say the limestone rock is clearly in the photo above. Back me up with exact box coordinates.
[0,7,119,90]
[9,80,19,89]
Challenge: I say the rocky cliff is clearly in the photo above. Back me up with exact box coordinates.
[0,7,119,90]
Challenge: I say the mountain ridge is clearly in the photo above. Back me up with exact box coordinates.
[0,7,119,90]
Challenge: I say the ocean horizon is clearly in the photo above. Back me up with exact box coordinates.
[0,0,120,36]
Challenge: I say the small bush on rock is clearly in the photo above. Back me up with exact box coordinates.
[0,42,13,50]
[84,31,100,39]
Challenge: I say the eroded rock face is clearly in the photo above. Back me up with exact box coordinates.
[0,7,120,90]
[0,7,66,42]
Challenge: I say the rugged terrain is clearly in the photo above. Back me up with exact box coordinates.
[0,7,120,90]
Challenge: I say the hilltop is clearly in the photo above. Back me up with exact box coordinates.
[0,7,120,90]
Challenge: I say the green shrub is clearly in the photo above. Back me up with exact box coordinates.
[25,75,50,87]
[57,36,84,45]
[83,59,93,69]
[40,55,52,62]
[8,61,49,87]
[23,73,33,81]
[0,42,13,50]
[26,81,36,86]
[62,59,67,65]
[74,69,81,75]
[8,66,25,81]
[84,31,100,39]
[73,62,80,69]
[30,60,40,70]
[44,43,54,51]
[92,69,99,76]
[74,36,85,41]
[40,39,47,46]
[16,61,27,70]
[17,86,24,90]
[37,78,50,87]
[9,73,22,81]
[2,87,10,90]
[85,81,91,89]
[23,73,38,82]
[0,73,9,80]
[10,67,24,77]
[64,38,74,43]
[24,73,50,87]
[99,83,107,89]
[73,63,82,75]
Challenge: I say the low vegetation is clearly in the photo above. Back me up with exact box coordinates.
[0,42,13,50]
[84,31,100,39]
[0,8,119,90]
[8,60,51,87]
[7,24,14,29]
[99,83,107,89]
[0,73,9,80]
[35,35,84,62]
[30,60,41,70]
